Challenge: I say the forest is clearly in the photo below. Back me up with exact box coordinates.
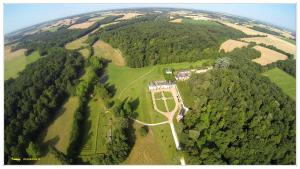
[179,47,295,164]
[98,17,246,67]
[4,48,84,164]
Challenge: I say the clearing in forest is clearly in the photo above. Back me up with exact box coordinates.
[252,45,288,65]
[219,39,249,52]
[93,40,125,66]
[263,68,296,100]
[65,35,89,50]
[36,97,80,164]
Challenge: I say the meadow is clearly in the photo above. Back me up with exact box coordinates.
[36,97,80,164]
[5,49,40,80]
[263,68,296,100]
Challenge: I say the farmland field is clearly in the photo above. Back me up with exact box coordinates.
[263,68,296,100]
[241,36,296,55]
[219,39,249,52]
[79,48,90,59]
[182,18,220,26]
[252,45,288,65]
[5,49,40,80]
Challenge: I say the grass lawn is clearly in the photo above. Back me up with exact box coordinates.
[5,50,40,80]
[80,93,114,158]
[123,122,168,164]
[163,91,173,98]
[166,98,176,112]
[36,96,80,164]
[154,92,162,99]
[156,99,167,112]
[263,68,296,100]
[176,81,195,108]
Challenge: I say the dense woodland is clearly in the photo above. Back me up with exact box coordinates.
[4,48,84,164]
[98,16,246,67]
[180,47,295,164]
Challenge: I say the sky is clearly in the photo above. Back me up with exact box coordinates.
[4,3,297,34]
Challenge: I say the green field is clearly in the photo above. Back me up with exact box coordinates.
[166,98,176,112]
[79,48,90,59]
[5,51,41,80]
[176,81,195,108]
[65,35,88,50]
[36,96,80,164]
[163,91,173,98]
[156,99,168,112]
[263,68,296,100]
[80,93,113,158]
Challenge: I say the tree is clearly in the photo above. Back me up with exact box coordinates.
[140,126,149,137]
[26,142,41,158]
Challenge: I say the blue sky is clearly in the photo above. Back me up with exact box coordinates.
[4,3,296,34]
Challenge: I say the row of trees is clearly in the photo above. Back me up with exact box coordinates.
[4,48,85,164]
[98,15,245,67]
[179,47,295,164]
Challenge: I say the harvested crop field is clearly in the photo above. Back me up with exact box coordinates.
[220,21,267,36]
[219,39,249,52]
[100,21,119,28]
[68,21,96,29]
[116,12,142,20]
[169,18,182,23]
[252,46,288,65]
[93,40,125,66]
[241,36,296,55]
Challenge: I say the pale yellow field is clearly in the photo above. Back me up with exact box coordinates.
[241,36,296,55]
[4,45,26,61]
[68,21,96,29]
[116,12,142,20]
[88,16,105,21]
[252,45,288,65]
[93,40,125,66]
[219,39,249,52]
[169,18,182,23]
[79,48,90,59]
[220,21,267,36]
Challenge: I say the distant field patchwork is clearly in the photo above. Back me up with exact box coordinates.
[263,68,296,100]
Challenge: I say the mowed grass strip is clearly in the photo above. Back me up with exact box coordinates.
[80,93,112,156]
[162,91,173,98]
[263,67,296,100]
[36,96,80,164]
[5,48,40,80]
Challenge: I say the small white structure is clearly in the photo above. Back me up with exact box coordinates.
[165,68,173,74]
[195,66,213,74]
[148,80,175,91]
[175,70,191,81]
